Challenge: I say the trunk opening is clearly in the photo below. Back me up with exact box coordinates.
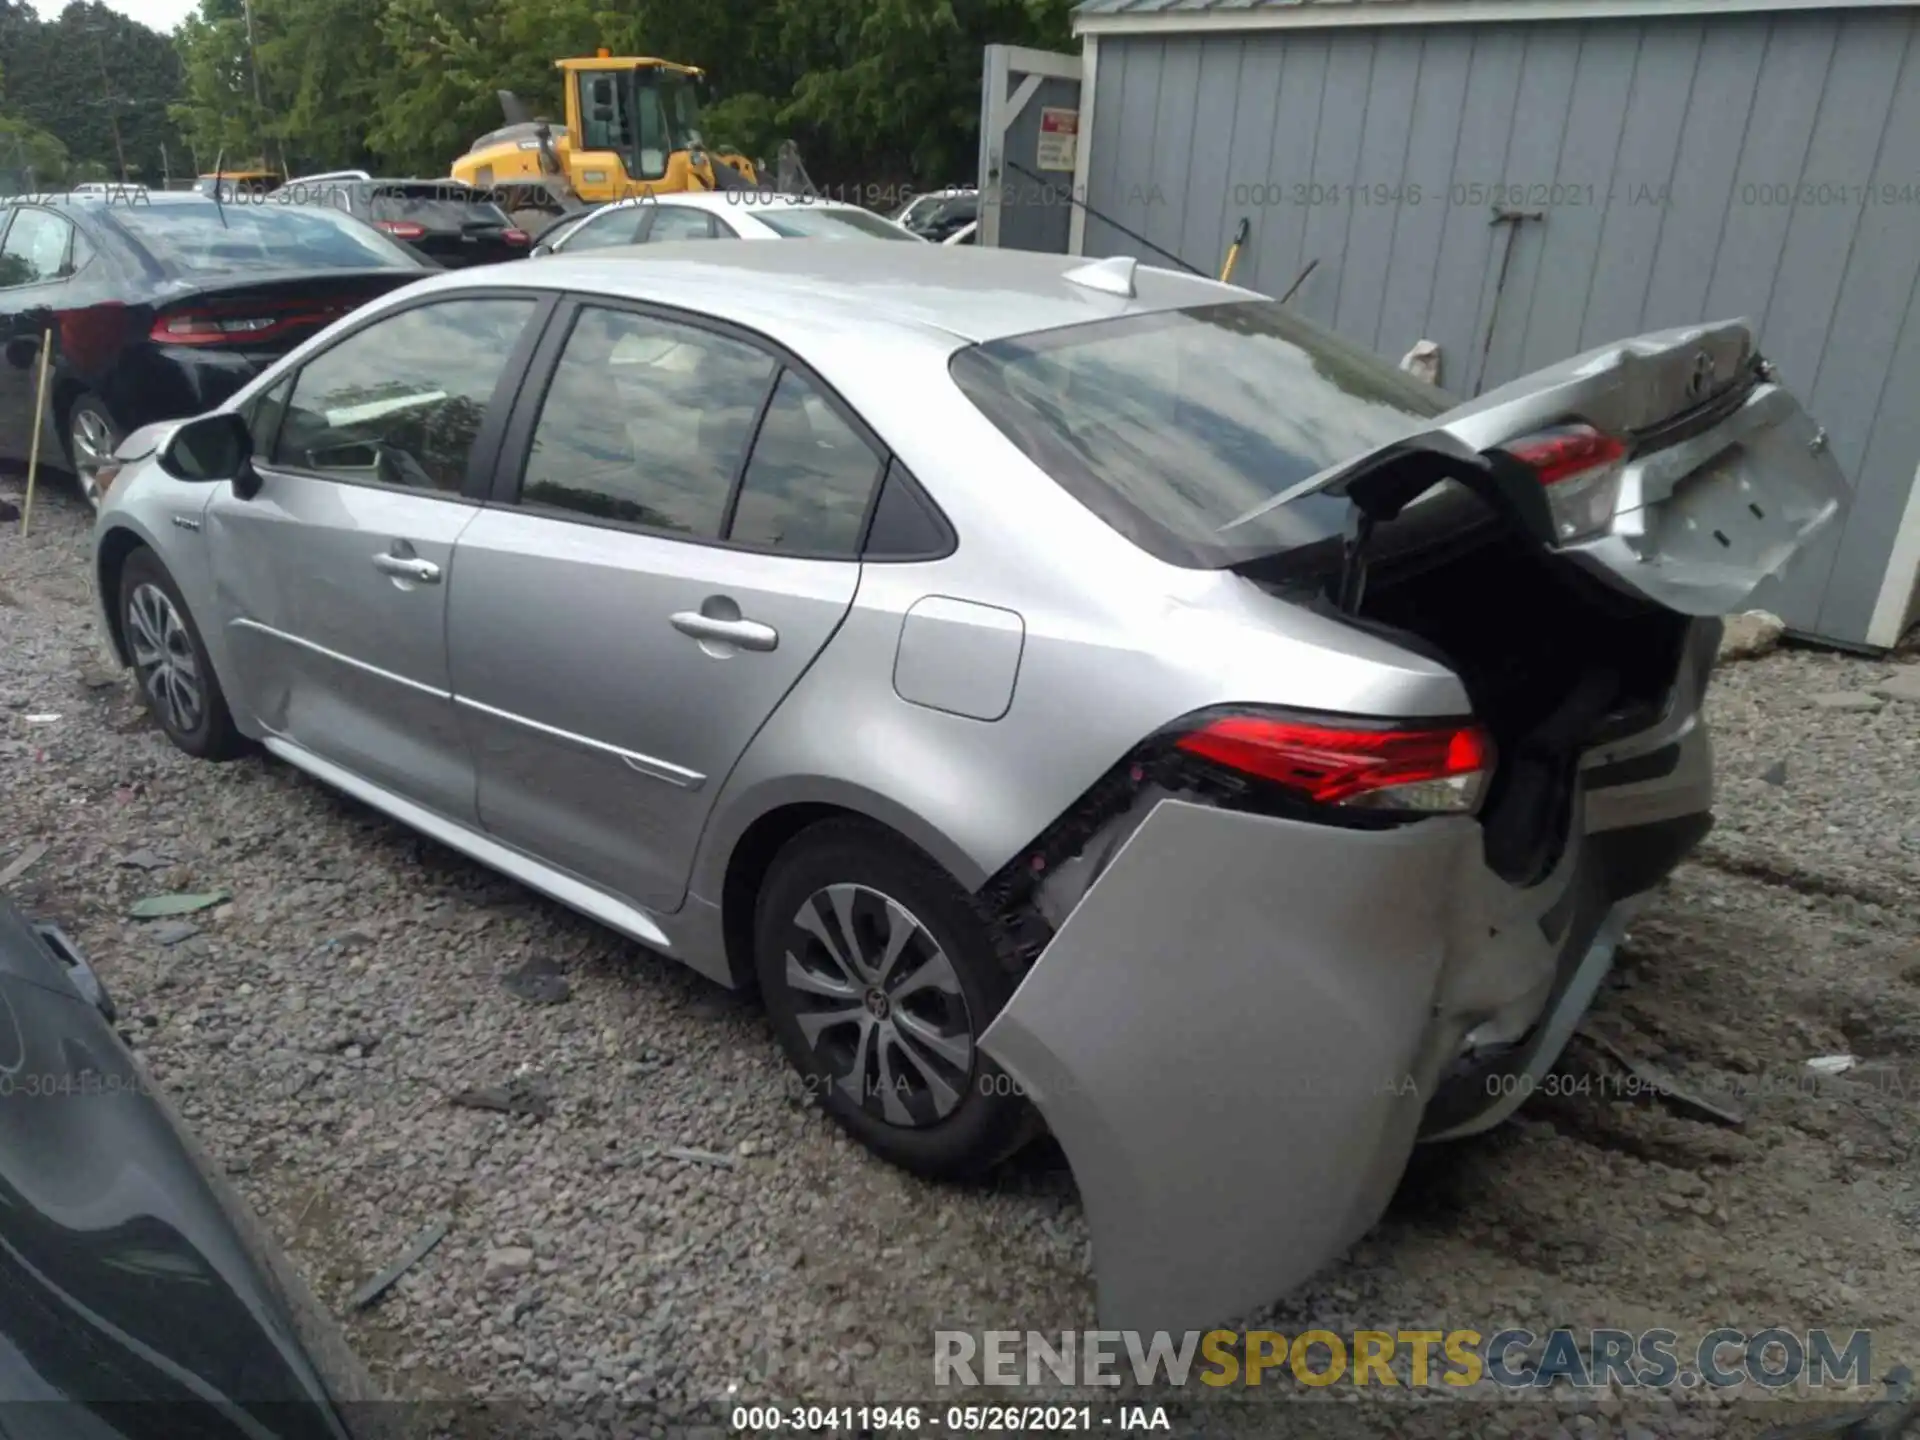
[1248,490,1693,888]
[1361,520,1689,885]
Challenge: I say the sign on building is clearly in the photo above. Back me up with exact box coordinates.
[1037,108,1078,172]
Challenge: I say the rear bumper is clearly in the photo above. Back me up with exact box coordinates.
[978,786,1711,1331]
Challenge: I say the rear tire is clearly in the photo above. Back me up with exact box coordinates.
[754,819,1034,1180]
[119,547,246,761]
[63,393,120,511]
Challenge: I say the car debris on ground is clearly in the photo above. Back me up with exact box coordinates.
[128,890,230,919]
[348,1216,452,1310]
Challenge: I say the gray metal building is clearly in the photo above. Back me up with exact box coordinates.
[987,0,1920,649]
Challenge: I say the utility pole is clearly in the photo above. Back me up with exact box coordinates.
[240,0,283,175]
[90,28,130,181]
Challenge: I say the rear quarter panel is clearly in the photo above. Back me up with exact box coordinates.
[689,332,1472,905]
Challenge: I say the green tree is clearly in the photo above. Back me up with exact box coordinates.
[170,0,263,170]
[0,113,69,189]
[167,0,1080,193]
[0,1,187,183]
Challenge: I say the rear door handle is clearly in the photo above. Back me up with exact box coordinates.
[670,611,778,652]
[373,553,441,584]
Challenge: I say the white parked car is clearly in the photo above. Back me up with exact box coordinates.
[530,192,925,255]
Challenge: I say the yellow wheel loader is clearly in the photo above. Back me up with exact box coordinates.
[452,52,763,230]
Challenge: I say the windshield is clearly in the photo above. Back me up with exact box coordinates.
[949,299,1450,567]
[659,70,703,146]
[107,202,426,274]
[752,207,921,241]
[368,185,511,230]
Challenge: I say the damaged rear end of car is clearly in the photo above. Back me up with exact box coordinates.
[951,297,1849,1331]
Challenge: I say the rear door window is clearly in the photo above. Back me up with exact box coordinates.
[560,206,648,252]
[0,208,72,286]
[511,304,776,535]
[642,207,718,242]
[728,370,884,554]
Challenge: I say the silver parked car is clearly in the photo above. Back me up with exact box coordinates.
[89,243,1848,1332]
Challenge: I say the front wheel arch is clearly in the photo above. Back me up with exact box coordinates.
[96,525,148,666]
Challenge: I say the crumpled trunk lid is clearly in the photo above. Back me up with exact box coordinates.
[1236,319,1849,620]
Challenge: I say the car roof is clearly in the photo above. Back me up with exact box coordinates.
[606,191,870,215]
[11,191,242,209]
[467,241,1248,346]
[350,178,489,191]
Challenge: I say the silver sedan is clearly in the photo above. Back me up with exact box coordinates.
[88,242,1849,1331]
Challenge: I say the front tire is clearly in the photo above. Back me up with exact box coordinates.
[754,819,1034,1179]
[119,547,246,761]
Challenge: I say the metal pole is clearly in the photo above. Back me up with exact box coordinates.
[241,0,281,175]
[20,329,54,538]
[1473,208,1544,396]
[92,30,130,181]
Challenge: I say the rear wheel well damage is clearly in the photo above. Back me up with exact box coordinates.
[96,528,148,665]
[720,802,1051,994]
[720,803,861,991]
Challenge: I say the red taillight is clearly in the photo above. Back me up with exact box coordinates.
[150,300,345,347]
[1504,423,1626,486]
[502,228,529,245]
[1175,714,1493,813]
[1501,422,1629,542]
[376,220,428,240]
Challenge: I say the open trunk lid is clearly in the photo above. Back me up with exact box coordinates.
[1230,320,1849,618]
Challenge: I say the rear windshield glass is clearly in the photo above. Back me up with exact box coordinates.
[751,207,921,241]
[107,203,426,274]
[949,300,1449,567]
[369,187,512,229]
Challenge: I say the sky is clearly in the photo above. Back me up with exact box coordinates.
[99,0,197,34]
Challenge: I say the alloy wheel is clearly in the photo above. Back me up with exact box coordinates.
[782,883,977,1128]
[69,408,116,511]
[126,583,204,737]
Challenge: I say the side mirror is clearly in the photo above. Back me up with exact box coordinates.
[159,411,256,495]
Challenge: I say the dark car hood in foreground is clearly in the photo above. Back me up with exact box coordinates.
[0,901,383,1439]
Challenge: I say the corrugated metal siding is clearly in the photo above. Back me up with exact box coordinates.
[1080,8,1920,644]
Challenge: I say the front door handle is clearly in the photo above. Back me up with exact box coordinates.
[373,553,441,584]
[670,611,778,652]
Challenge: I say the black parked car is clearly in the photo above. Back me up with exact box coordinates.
[0,191,434,508]
[284,178,532,270]
[0,898,388,1439]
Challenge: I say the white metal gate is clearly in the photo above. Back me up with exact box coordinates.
[977,44,1082,253]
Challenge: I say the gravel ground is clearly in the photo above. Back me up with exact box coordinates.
[3,473,1918,1440]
